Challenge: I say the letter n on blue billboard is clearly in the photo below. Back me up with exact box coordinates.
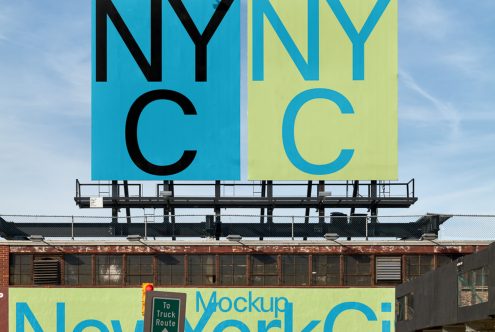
[92,0,240,180]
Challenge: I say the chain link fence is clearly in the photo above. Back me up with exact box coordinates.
[1,214,495,241]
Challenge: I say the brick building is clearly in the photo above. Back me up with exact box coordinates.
[0,238,490,331]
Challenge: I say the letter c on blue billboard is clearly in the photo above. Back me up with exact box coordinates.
[126,90,197,176]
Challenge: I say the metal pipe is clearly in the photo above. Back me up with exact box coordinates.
[366,216,369,241]
[145,215,148,240]
[291,216,294,241]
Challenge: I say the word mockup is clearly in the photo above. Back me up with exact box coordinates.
[92,0,397,180]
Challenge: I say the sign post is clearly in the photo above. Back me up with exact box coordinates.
[143,291,186,332]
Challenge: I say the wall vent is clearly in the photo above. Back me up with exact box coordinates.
[33,258,60,285]
[376,256,401,281]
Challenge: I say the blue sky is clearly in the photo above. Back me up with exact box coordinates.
[0,0,494,216]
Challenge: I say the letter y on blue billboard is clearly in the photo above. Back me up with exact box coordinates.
[92,0,240,180]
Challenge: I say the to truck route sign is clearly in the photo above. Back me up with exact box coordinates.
[144,291,187,332]
[152,297,180,332]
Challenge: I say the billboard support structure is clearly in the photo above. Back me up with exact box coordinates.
[32,179,427,240]
[76,180,415,216]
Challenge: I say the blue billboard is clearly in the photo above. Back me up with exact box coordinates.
[92,0,240,179]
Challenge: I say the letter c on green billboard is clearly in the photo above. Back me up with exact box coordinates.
[282,88,354,175]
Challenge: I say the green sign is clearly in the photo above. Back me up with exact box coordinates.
[144,291,186,332]
[151,297,181,332]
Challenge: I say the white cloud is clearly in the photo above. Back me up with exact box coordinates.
[400,1,453,40]
[399,69,461,137]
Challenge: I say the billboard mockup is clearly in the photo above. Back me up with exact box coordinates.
[92,0,397,181]
[248,0,397,180]
[92,0,240,180]
[9,288,395,331]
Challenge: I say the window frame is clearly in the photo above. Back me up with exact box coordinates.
[405,255,433,281]
[64,254,93,286]
[95,254,124,286]
[9,254,34,286]
[219,254,248,286]
[343,255,372,286]
[250,254,279,286]
[126,255,154,286]
[281,255,309,286]
[187,254,217,285]
[458,266,489,307]
[156,254,185,286]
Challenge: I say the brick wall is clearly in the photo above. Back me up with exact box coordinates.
[0,245,9,287]
[0,246,8,332]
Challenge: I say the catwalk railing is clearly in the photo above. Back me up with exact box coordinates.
[74,180,417,210]
[1,214,494,241]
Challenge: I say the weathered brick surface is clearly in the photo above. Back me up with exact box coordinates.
[0,246,8,287]
[0,286,7,332]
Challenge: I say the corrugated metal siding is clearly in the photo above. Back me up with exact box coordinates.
[33,259,60,285]
[376,256,401,281]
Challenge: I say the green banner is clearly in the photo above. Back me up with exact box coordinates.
[9,288,395,331]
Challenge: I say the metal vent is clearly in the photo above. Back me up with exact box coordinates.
[33,259,60,285]
[376,256,401,281]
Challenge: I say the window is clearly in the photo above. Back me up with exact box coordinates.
[344,255,371,286]
[65,255,92,285]
[157,255,185,285]
[251,255,278,286]
[9,255,33,285]
[220,255,247,286]
[396,293,414,321]
[406,255,433,281]
[282,255,308,286]
[458,267,488,307]
[312,255,340,286]
[188,255,216,285]
[126,255,153,285]
[96,255,123,285]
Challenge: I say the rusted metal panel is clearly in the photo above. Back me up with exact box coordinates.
[7,244,486,255]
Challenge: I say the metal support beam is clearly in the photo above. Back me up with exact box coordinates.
[170,181,176,240]
[0,215,450,240]
[162,181,171,224]
[123,180,131,225]
[305,181,312,224]
[111,180,119,225]
[267,181,273,225]
[75,196,416,209]
[214,181,221,224]
[75,181,418,218]
[304,181,312,241]
[370,180,378,223]
[350,180,359,215]
[160,181,176,239]
[260,181,266,241]
[318,181,325,223]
